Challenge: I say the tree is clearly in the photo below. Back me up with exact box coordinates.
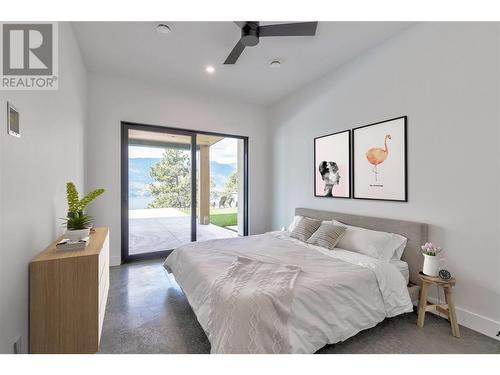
[221,171,238,206]
[224,171,238,196]
[210,177,219,202]
[148,149,191,209]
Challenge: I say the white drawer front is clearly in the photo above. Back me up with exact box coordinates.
[98,233,109,281]
[97,231,110,345]
[98,273,109,343]
[98,263,109,307]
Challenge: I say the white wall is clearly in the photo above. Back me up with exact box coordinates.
[269,23,500,338]
[237,139,245,235]
[1,21,497,353]
[0,23,88,353]
[85,74,271,266]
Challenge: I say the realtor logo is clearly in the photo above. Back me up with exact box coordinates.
[1,22,58,90]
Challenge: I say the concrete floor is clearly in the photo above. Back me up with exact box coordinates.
[129,208,237,255]
[99,258,500,354]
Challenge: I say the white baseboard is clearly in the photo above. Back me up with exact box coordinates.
[110,255,121,267]
[419,296,500,341]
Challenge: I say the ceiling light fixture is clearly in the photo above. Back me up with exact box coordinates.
[156,23,171,34]
[206,65,215,74]
[270,60,281,68]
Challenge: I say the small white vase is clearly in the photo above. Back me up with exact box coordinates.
[65,228,90,241]
[422,254,440,276]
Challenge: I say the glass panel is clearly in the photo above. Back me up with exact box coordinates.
[195,135,242,241]
[128,129,192,255]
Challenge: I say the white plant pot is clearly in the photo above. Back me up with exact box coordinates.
[65,228,90,241]
[422,254,440,276]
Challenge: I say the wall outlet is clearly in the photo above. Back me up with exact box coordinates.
[14,336,23,354]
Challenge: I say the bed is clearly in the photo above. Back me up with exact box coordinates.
[164,208,428,354]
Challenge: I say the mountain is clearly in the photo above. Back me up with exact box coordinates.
[128,158,158,198]
[210,161,236,190]
[128,158,237,208]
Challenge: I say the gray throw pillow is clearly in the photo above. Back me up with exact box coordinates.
[307,223,347,250]
[290,217,321,242]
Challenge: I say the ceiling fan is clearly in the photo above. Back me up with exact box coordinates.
[224,21,318,64]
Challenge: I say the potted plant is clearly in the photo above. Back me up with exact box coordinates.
[61,182,105,241]
[421,242,442,276]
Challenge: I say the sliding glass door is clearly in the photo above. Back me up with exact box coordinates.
[196,135,246,240]
[121,123,248,262]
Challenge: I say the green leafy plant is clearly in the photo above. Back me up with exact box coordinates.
[66,182,105,214]
[63,182,105,229]
[61,212,93,230]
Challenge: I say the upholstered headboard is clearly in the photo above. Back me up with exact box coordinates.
[295,208,428,286]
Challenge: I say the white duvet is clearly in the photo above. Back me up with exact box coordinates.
[163,231,413,354]
[207,256,302,353]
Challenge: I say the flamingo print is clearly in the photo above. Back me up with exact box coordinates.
[366,134,391,181]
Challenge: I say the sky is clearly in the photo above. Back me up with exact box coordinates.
[129,137,238,165]
[209,138,237,164]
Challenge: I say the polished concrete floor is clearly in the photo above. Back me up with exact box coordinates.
[129,208,237,255]
[99,258,500,354]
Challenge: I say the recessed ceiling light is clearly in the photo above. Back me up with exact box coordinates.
[156,24,171,34]
[270,60,281,68]
[206,65,215,74]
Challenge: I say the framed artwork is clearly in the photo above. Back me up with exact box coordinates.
[314,129,351,198]
[352,116,407,201]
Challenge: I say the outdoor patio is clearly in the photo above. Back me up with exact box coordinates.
[129,207,237,255]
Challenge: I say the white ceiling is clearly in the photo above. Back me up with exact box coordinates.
[72,22,414,105]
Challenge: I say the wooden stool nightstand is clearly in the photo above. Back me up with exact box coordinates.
[417,272,460,337]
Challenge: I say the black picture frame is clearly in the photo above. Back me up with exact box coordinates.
[352,116,408,202]
[314,129,351,199]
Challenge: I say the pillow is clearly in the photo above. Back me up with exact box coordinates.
[287,215,303,232]
[290,217,321,242]
[390,234,408,260]
[332,220,407,261]
[307,223,347,250]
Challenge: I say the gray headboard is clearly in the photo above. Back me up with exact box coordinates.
[295,208,428,285]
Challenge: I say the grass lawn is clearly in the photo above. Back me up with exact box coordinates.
[179,207,237,227]
[210,207,237,227]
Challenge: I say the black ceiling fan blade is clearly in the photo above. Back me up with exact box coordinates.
[259,22,318,37]
[224,40,246,64]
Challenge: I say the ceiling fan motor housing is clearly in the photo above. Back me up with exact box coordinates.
[241,22,260,46]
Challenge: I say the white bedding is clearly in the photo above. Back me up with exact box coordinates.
[390,259,410,284]
[164,231,413,354]
[208,256,301,353]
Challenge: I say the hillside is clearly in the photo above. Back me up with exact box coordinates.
[128,157,236,208]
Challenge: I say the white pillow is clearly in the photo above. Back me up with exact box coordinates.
[287,215,303,232]
[389,234,408,260]
[332,220,407,261]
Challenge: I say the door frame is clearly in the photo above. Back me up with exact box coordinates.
[121,121,249,263]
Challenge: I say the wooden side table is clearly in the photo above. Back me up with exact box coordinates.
[417,272,460,337]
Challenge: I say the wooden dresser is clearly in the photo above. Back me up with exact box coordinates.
[29,227,110,353]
